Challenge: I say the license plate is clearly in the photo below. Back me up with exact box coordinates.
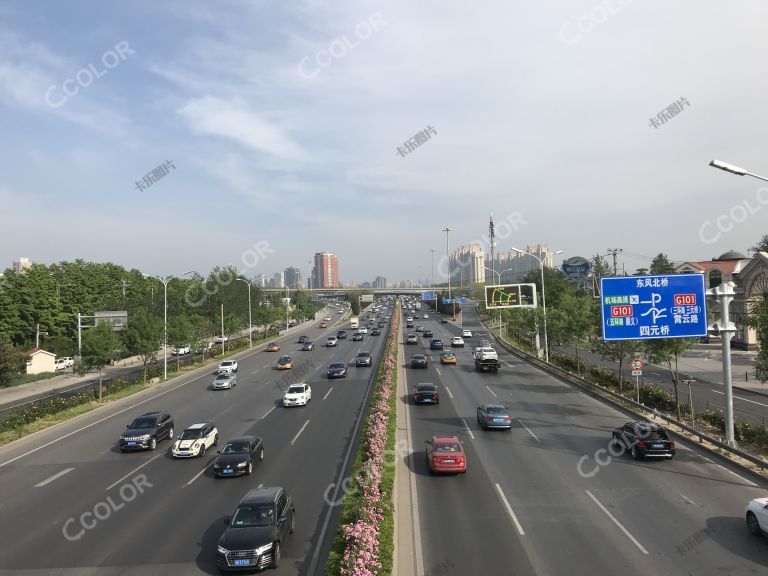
[223,469,232,474]
[494,418,504,422]
[180,451,189,456]
[652,443,664,449]
[234,559,250,566]
[127,442,136,446]
[443,459,455,463]
[424,399,433,403]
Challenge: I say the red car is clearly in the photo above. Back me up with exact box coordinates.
[425,435,467,474]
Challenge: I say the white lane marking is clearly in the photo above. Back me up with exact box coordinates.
[710,389,768,408]
[460,418,476,440]
[445,386,454,400]
[435,367,442,376]
[0,370,213,469]
[258,483,263,488]
[34,467,74,487]
[263,364,271,369]
[185,464,209,486]
[323,387,334,400]
[485,385,498,398]
[251,368,261,375]
[717,464,758,487]
[260,406,276,420]
[678,492,696,506]
[495,483,525,536]
[505,362,517,368]
[106,454,163,491]
[518,420,540,442]
[291,419,310,445]
[585,490,649,555]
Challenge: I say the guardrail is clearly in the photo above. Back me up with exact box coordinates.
[480,318,768,473]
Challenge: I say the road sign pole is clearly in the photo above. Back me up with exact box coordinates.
[708,282,737,447]
[635,375,640,403]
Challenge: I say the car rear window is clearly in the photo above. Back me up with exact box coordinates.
[417,384,437,391]
[435,444,460,452]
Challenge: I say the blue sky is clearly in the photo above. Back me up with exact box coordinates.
[2,0,768,284]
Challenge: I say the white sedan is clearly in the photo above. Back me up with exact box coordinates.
[451,336,465,347]
[172,422,219,458]
[746,497,768,537]
[462,329,473,338]
[358,327,368,334]
[283,383,312,407]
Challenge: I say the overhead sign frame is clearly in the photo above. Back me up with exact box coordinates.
[484,283,537,309]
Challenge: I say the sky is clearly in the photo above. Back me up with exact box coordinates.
[2,0,768,285]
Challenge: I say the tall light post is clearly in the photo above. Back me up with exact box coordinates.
[430,248,436,312]
[143,274,173,380]
[442,227,453,319]
[709,159,768,182]
[511,248,564,363]
[236,277,253,348]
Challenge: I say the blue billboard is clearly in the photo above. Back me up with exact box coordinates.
[421,291,436,301]
[600,274,707,341]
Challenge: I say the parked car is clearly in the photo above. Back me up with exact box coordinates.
[355,351,372,367]
[283,383,311,406]
[212,372,237,390]
[327,362,348,378]
[218,360,238,373]
[611,421,676,460]
[425,436,467,474]
[216,486,295,570]
[54,358,69,371]
[477,404,512,429]
[119,411,174,452]
[746,497,768,538]
[213,436,264,477]
[172,422,219,458]
[413,382,439,404]
[172,345,191,356]
[410,354,429,369]
[214,335,230,344]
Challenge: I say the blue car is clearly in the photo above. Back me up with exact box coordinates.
[430,339,443,350]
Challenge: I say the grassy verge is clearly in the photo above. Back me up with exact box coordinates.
[1,371,60,389]
[326,305,399,575]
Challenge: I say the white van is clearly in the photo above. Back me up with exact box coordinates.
[350,317,359,329]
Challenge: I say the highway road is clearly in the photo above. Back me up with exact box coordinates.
[0,306,390,575]
[401,305,768,575]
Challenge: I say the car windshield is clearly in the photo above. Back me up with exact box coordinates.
[330,363,345,369]
[180,428,203,440]
[287,385,305,394]
[129,418,157,429]
[358,353,370,358]
[220,361,233,366]
[231,505,276,528]
[279,356,291,363]
[435,444,461,452]
[222,442,250,454]
[484,406,506,414]
[215,374,231,380]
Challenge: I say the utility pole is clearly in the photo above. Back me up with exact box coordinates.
[607,248,623,276]
[119,279,129,309]
[221,303,225,355]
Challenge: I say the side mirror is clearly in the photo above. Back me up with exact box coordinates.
[224,517,230,525]
[177,434,182,440]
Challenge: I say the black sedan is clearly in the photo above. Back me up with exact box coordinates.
[611,421,676,460]
[336,330,347,340]
[477,404,512,430]
[213,436,265,477]
[423,329,433,338]
[352,333,364,341]
[371,328,381,335]
[410,354,429,369]
[301,341,315,351]
[297,335,309,344]
[327,362,348,378]
[413,382,439,404]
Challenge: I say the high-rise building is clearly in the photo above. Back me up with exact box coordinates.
[270,271,284,289]
[490,244,555,283]
[373,275,387,288]
[312,252,339,288]
[449,244,486,285]
[284,267,302,290]
[13,257,32,274]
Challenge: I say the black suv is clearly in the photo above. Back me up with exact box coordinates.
[611,421,676,460]
[119,411,174,451]
[336,330,347,340]
[217,486,295,571]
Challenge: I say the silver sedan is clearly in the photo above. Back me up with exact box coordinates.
[212,373,237,390]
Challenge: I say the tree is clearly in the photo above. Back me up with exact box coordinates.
[633,268,648,276]
[122,309,163,382]
[649,253,676,275]
[752,234,768,254]
[590,254,612,279]
[645,338,699,420]
[77,322,121,400]
[555,294,594,375]
[167,314,194,371]
[745,298,768,383]
[0,339,24,386]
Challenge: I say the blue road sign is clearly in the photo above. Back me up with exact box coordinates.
[457,296,467,304]
[600,274,707,341]
[421,291,436,301]
[442,298,452,304]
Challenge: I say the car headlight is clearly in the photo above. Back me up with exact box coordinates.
[237,461,247,467]
[213,464,220,469]
[139,434,151,441]
[255,543,273,555]
[193,442,200,449]
[217,545,228,554]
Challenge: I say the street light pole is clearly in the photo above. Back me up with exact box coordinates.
[709,159,768,182]
[443,227,453,319]
[511,248,564,363]
[144,274,173,380]
[236,278,253,348]
[430,248,436,312]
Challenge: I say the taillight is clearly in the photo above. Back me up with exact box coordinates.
[504,417,512,421]
[636,441,646,448]
[669,441,675,448]
[485,416,494,421]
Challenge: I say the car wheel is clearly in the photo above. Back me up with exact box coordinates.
[149,437,157,451]
[199,444,206,457]
[747,512,762,536]
[271,541,281,568]
[247,461,253,475]
[167,427,174,441]
[259,447,265,461]
[289,509,295,534]
[630,446,639,460]
[610,434,618,448]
